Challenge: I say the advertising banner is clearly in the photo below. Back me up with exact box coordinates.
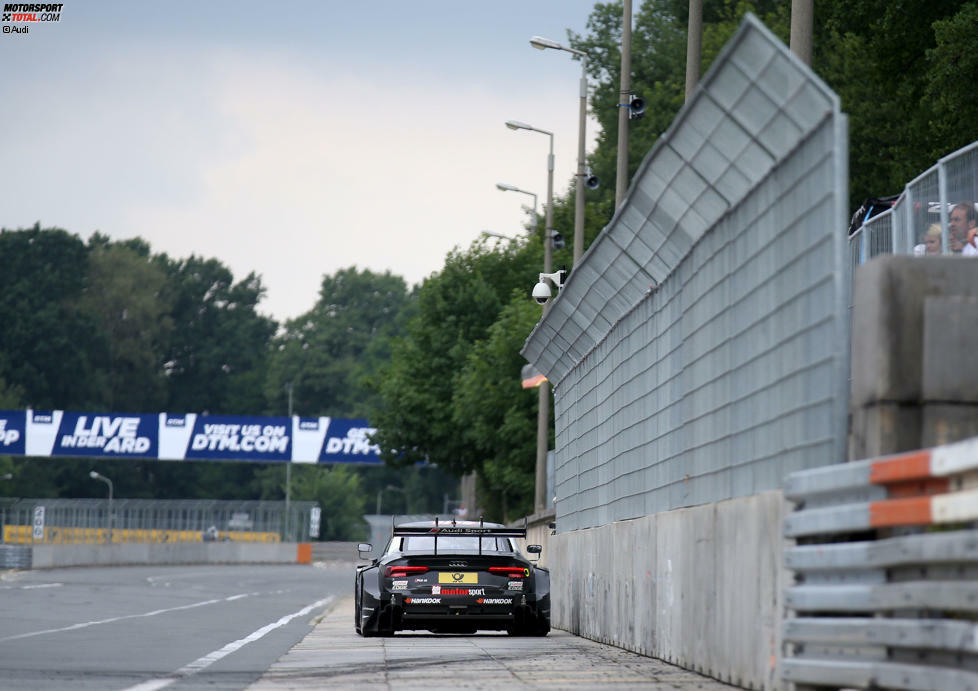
[50,411,158,458]
[183,415,291,462]
[0,410,26,455]
[0,409,382,464]
[320,418,382,464]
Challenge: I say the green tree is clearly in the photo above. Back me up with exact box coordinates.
[289,464,367,540]
[371,238,539,481]
[156,255,276,415]
[79,236,173,411]
[0,224,108,409]
[266,267,414,418]
[453,294,544,519]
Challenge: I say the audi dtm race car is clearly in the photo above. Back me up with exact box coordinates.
[354,519,550,636]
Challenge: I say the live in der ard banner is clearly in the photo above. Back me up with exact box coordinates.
[0,410,382,464]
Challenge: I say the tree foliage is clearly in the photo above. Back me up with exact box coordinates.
[371,238,540,481]
[265,267,414,418]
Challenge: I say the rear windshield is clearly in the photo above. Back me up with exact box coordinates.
[392,536,515,554]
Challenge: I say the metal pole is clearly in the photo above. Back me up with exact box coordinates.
[615,0,632,208]
[536,132,556,514]
[285,382,293,541]
[108,480,113,544]
[574,55,588,265]
[685,0,703,101]
[789,0,813,66]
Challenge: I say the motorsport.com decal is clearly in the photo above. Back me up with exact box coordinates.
[0,409,382,463]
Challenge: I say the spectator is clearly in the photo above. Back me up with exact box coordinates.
[949,201,977,255]
[914,224,943,255]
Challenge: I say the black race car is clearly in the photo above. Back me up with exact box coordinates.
[354,519,550,636]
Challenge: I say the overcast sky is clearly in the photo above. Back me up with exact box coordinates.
[1,0,602,322]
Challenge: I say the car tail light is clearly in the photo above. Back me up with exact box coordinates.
[489,566,528,578]
[386,565,428,578]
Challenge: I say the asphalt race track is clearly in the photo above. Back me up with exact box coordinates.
[0,563,350,691]
[2,563,734,690]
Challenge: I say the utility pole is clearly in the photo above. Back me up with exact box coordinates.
[685,0,703,101]
[790,0,813,66]
[285,382,293,541]
[615,0,632,208]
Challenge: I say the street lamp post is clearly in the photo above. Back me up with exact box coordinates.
[505,119,556,514]
[530,36,589,265]
[496,182,538,222]
[89,471,113,544]
[481,230,517,241]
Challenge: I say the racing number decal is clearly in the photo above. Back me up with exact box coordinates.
[438,572,477,584]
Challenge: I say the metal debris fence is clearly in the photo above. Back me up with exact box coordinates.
[0,498,318,544]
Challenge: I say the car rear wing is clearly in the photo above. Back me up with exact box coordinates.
[392,517,527,554]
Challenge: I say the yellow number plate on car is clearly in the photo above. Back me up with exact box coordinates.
[438,572,477,584]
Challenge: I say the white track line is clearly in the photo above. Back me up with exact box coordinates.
[122,596,334,691]
[0,593,251,642]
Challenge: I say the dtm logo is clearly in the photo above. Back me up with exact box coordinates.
[324,427,379,456]
[165,417,186,428]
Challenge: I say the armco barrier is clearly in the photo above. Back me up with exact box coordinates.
[782,436,978,690]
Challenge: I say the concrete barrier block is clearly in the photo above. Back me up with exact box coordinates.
[554,492,784,690]
[29,542,302,569]
[848,403,923,460]
[922,403,978,448]
[851,256,978,407]
[923,296,978,402]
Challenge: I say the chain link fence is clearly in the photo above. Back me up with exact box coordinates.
[0,498,318,544]
[849,140,978,268]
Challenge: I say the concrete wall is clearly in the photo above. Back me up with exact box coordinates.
[849,256,978,459]
[30,542,303,569]
[551,492,785,691]
[512,508,555,569]
[311,541,359,562]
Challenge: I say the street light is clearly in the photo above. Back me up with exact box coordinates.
[504,120,556,275]
[89,471,114,544]
[506,117,557,515]
[482,230,517,241]
[496,182,538,220]
[530,35,590,265]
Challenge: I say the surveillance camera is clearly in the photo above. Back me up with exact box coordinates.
[585,174,599,190]
[532,281,552,305]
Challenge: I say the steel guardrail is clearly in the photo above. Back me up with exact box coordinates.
[782,436,978,690]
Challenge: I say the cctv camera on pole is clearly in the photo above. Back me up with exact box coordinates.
[532,269,568,305]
